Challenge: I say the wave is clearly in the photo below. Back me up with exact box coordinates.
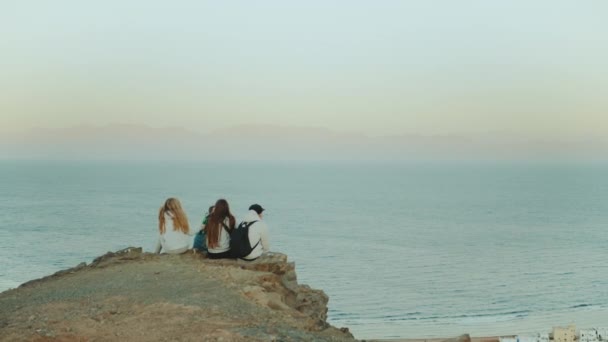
[338,310,530,323]
[456,310,530,324]
[569,303,596,309]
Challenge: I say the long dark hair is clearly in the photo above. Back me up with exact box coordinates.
[204,199,235,248]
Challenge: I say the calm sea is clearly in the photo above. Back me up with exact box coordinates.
[1,161,607,339]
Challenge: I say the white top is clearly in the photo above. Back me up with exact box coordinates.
[154,213,194,254]
[207,217,232,254]
[241,210,270,260]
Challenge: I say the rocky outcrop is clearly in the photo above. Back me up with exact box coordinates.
[0,248,356,342]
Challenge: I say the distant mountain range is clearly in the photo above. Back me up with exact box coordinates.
[1,124,605,161]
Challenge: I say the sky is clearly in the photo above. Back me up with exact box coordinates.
[1,1,607,143]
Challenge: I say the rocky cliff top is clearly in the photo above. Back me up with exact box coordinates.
[0,248,356,342]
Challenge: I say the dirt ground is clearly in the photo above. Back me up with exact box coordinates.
[0,249,355,342]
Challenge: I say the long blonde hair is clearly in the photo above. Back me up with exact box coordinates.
[158,198,190,234]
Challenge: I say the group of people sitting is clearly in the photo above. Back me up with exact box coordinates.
[154,197,270,261]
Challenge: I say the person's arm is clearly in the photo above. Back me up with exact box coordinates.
[154,237,162,254]
[259,223,270,253]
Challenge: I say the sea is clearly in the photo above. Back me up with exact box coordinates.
[1,160,607,339]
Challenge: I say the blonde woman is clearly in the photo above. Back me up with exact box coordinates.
[155,197,194,254]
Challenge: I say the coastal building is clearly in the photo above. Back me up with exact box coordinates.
[580,329,598,342]
[499,333,550,342]
[518,336,541,342]
[553,325,576,342]
[498,327,608,342]
[499,337,517,342]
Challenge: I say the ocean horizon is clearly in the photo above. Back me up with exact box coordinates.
[1,160,607,339]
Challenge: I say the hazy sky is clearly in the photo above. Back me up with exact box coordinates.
[2,1,607,140]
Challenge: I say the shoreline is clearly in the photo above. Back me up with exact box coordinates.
[369,337,503,342]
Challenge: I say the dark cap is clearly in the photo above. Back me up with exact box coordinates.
[249,204,265,214]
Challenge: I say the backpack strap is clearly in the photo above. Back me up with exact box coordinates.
[239,220,261,260]
[239,239,261,261]
[249,240,260,251]
[222,222,233,234]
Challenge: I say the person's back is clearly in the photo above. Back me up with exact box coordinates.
[155,198,194,254]
[206,217,231,254]
[242,204,270,261]
[205,199,236,259]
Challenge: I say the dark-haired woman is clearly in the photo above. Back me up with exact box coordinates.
[204,199,236,259]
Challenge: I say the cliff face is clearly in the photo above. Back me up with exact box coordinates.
[0,248,356,342]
